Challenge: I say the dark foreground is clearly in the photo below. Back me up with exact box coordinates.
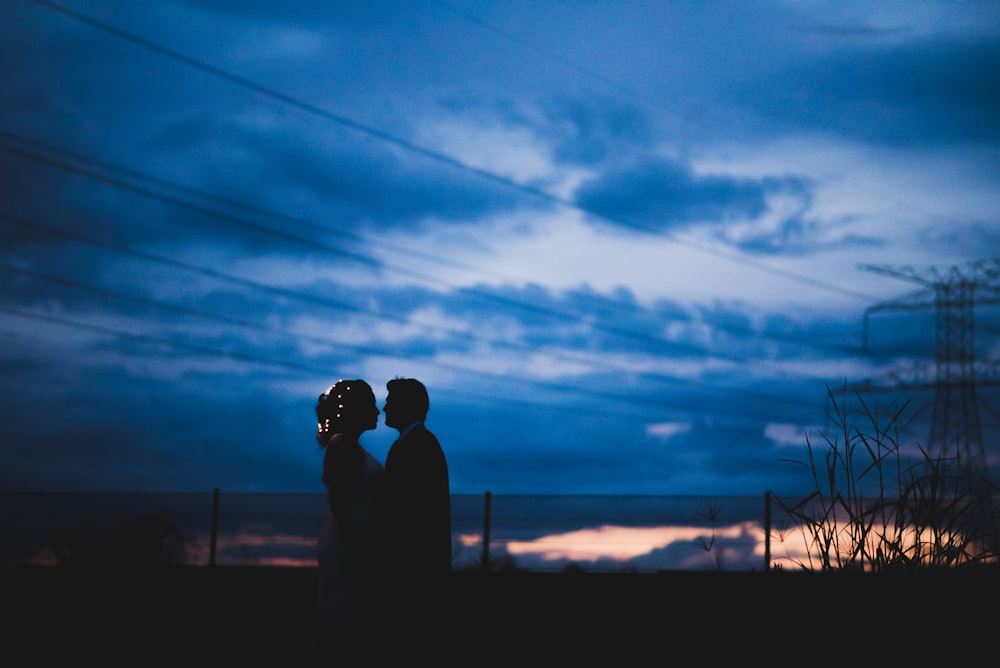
[4,565,998,663]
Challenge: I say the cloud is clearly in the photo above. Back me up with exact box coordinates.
[646,422,691,439]
[0,1,997,503]
[547,99,655,167]
[764,422,811,448]
[573,157,809,232]
[734,35,1000,146]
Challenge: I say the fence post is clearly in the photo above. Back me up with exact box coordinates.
[209,488,220,567]
[763,490,771,572]
[481,490,492,573]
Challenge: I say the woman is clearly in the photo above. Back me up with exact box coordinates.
[312,378,385,651]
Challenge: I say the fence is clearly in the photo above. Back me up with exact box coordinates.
[1,490,787,571]
[2,489,997,571]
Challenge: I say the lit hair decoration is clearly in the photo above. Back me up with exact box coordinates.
[317,380,352,434]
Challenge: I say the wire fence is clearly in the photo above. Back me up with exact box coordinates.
[2,489,997,572]
[1,490,781,571]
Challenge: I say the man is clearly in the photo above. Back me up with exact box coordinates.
[382,377,452,578]
[381,378,451,651]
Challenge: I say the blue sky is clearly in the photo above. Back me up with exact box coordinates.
[1,0,998,498]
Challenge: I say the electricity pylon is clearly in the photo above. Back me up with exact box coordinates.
[853,259,1000,485]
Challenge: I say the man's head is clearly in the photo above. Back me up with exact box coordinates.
[384,377,429,430]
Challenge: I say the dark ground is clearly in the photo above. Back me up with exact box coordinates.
[3,565,997,663]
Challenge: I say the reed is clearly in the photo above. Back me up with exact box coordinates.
[774,384,999,572]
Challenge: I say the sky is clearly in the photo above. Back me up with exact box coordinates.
[1,0,999,501]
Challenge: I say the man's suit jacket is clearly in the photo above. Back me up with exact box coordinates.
[383,422,452,576]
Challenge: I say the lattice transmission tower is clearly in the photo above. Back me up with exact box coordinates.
[852,259,1000,484]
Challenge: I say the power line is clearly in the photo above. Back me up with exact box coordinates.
[0,211,373,319]
[0,173,872,414]
[29,0,878,303]
[0,116,890,403]
[6,3,911,422]
[0,131,872,363]
[0,303,322,374]
[432,0,967,258]
[0,140,379,268]
[0,301,815,425]
[0,213,828,411]
[0,122,897,424]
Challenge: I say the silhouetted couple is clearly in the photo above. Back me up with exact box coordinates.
[312,377,451,659]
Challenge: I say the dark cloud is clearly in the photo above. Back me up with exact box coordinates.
[728,213,884,257]
[546,99,656,166]
[738,35,1000,146]
[915,220,1000,257]
[149,118,534,239]
[573,157,806,232]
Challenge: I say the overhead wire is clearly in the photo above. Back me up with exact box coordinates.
[0,138,882,427]
[0,130,872,364]
[432,0,1000,404]
[5,1,995,494]
[7,0,914,425]
[0,268,814,424]
[28,0,880,304]
[0,208,828,418]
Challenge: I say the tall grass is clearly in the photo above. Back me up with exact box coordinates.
[773,384,999,572]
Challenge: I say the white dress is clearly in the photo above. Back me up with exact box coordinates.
[315,444,385,630]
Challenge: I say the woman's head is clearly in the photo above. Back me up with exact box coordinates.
[315,379,379,445]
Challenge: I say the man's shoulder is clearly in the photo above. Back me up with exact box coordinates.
[416,423,438,437]
[389,425,439,452]
[403,424,437,447]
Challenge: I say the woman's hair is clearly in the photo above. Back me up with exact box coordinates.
[316,378,375,436]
